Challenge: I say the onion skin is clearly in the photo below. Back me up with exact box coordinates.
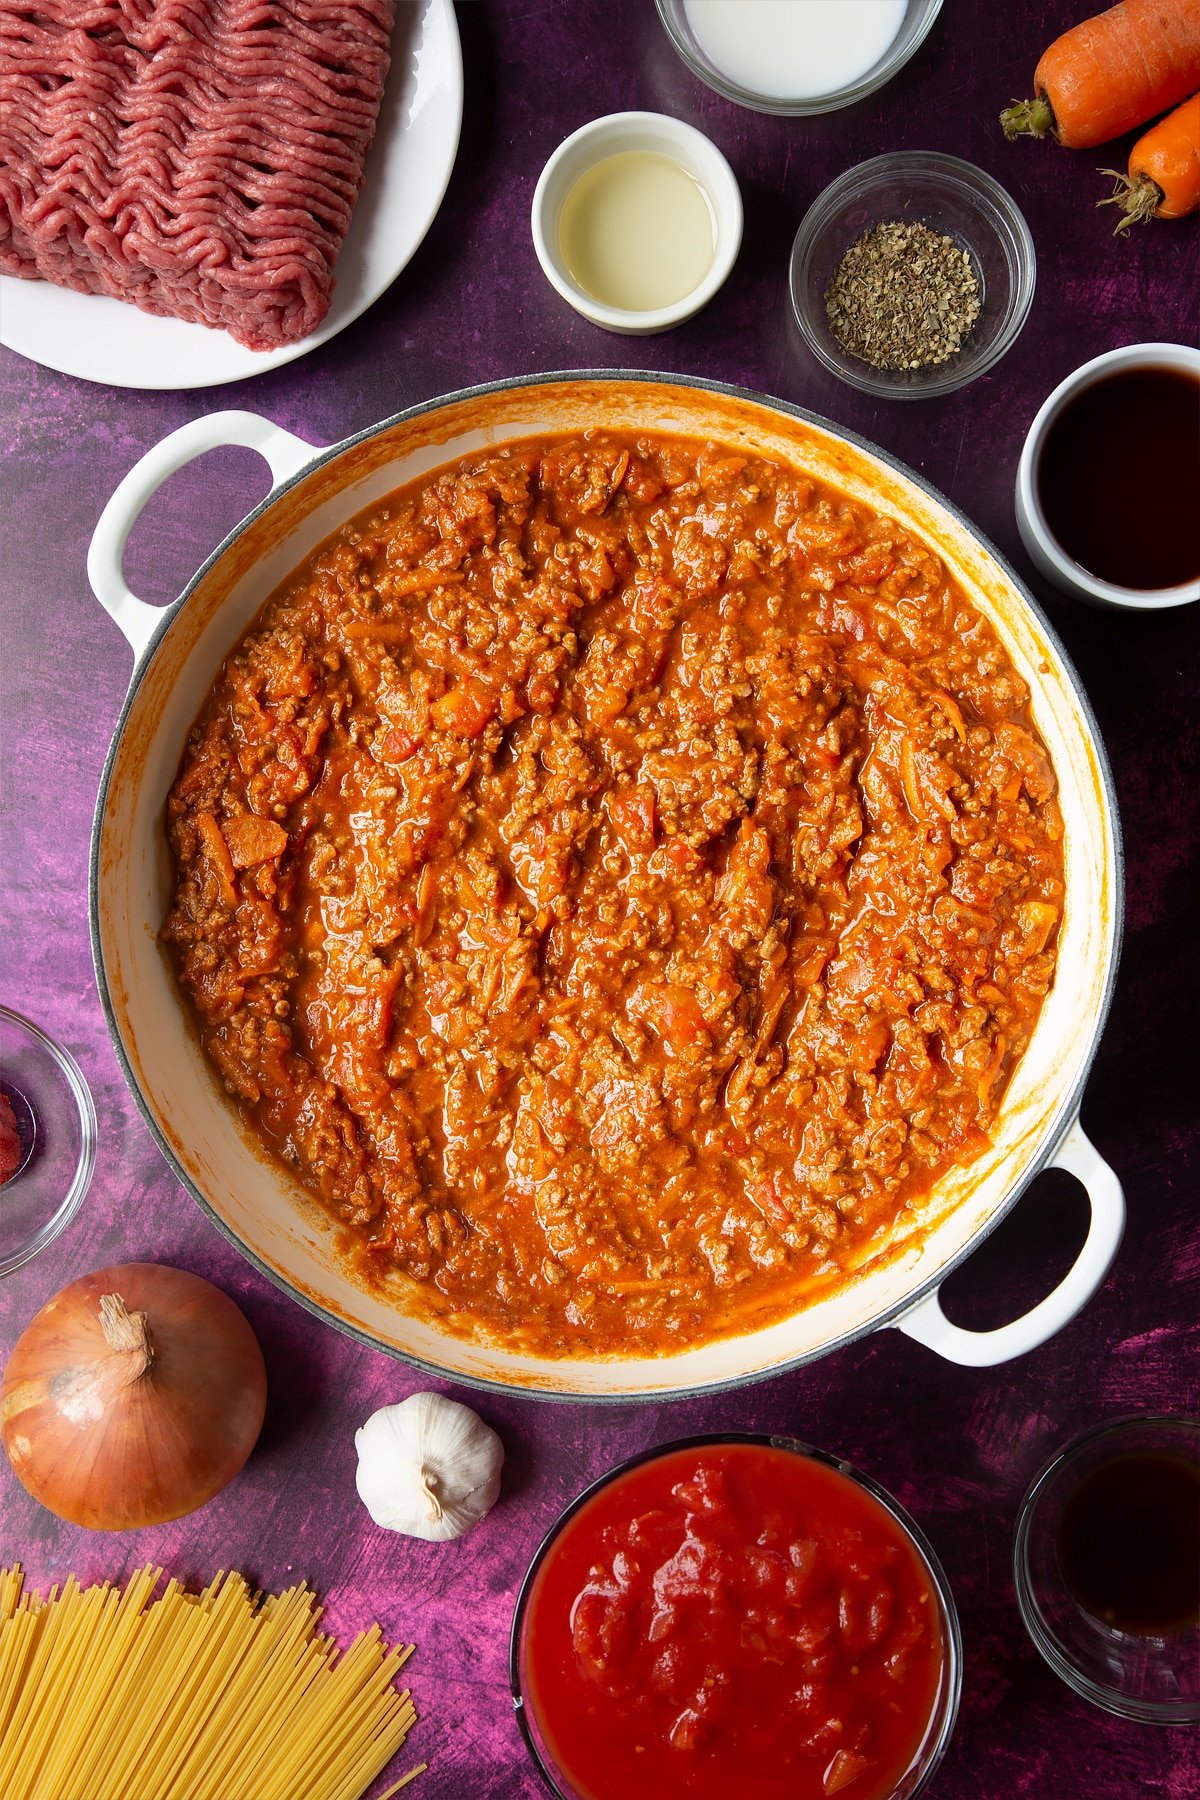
[0,1263,267,1531]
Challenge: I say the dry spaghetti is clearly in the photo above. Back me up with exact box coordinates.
[0,1565,424,1800]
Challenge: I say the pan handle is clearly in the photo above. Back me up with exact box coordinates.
[87,410,318,662]
[892,1119,1124,1367]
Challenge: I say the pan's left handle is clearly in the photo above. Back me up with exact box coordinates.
[87,411,319,663]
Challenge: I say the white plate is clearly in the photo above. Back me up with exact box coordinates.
[0,0,463,390]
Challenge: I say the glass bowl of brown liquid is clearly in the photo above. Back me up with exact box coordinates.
[1013,1415,1200,1723]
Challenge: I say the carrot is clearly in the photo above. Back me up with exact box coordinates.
[1099,91,1200,226]
[1002,0,1200,146]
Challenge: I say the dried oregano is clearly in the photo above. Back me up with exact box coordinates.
[825,220,981,371]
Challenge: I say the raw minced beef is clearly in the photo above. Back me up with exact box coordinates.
[0,0,395,348]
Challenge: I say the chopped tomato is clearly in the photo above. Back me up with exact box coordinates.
[608,784,657,855]
[631,982,711,1056]
[378,726,417,763]
[431,677,497,738]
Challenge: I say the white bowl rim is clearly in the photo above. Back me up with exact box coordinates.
[1015,341,1200,611]
[530,110,743,332]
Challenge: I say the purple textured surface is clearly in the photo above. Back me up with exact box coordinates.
[1,2,1197,1795]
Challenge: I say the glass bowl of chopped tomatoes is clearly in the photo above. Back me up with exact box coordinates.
[790,151,1036,400]
[511,1433,961,1800]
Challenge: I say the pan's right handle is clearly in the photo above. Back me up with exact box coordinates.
[893,1119,1124,1367]
[87,411,318,663]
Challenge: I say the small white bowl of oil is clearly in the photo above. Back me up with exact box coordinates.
[531,111,742,334]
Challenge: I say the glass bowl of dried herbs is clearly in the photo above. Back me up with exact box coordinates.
[790,151,1036,399]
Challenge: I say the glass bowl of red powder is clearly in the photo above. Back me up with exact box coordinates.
[0,1005,96,1276]
[511,1434,961,1800]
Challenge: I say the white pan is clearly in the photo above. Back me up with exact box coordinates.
[88,374,1124,1398]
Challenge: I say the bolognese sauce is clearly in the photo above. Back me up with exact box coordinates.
[163,432,1064,1354]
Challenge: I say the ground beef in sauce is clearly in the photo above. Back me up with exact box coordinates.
[163,432,1064,1355]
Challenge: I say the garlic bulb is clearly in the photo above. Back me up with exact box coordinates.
[354,1392,504,1542]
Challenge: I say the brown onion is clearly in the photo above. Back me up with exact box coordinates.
[0,1262,267,1530]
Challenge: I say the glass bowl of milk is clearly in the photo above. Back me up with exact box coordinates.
[656,0,942,115]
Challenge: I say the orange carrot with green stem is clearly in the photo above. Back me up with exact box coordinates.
[1099,91,1200,226]
[1002,0,1200,146]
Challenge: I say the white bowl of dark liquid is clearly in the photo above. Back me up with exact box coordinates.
[1016,343,1200,610]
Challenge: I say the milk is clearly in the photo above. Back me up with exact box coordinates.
[682,0,909,102]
